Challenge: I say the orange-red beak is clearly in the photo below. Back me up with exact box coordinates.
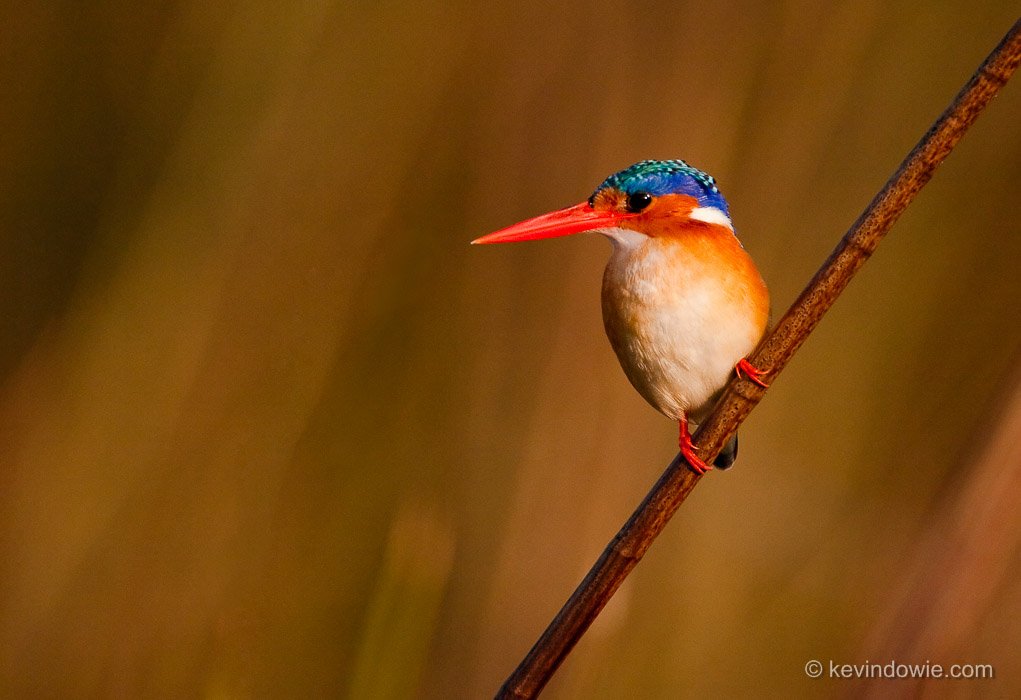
[472,202,635,245]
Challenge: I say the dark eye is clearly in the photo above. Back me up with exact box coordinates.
[625,191,652,213]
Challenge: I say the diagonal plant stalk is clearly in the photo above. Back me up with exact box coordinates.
[497,18,1021,700]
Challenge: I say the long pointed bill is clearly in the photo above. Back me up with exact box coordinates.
[471,202,634,245]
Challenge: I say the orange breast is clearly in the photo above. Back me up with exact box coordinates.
[600,222,769,421]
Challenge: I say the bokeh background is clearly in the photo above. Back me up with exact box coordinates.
[2,2,1020,697]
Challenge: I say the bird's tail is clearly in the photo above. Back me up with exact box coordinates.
[714,433,739,469]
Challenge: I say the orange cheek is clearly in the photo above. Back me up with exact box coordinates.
[627,194,700,238]
[648,193,700,217]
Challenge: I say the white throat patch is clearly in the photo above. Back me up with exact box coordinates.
[598,226,646,250]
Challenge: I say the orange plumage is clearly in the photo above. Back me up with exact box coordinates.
[474,160,770,473]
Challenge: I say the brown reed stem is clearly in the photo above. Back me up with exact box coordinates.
[497,18,1021,699]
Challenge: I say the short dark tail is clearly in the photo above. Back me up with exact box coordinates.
[714,433,739,469]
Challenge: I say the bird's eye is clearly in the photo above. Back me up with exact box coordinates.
[625,191,653,213]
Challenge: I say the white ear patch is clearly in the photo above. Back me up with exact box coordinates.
[689,206,733,230]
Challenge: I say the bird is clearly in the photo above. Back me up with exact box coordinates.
[472,159,770,474]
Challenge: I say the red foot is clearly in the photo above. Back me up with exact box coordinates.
[735,358,770,388]
[679,416,711,475]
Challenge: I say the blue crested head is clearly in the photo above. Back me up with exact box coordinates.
[591,159,729,215]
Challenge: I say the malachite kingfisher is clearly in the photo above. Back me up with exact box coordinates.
[473,159,770,474]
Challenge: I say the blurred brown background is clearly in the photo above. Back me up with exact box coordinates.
[1,2,1019,698]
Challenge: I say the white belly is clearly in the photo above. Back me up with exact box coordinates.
[600,229,764,422]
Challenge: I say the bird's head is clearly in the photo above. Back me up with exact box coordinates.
[472,159,733,246]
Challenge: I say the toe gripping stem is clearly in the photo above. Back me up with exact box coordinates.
[735,358,770,388]
[678,416,711,475]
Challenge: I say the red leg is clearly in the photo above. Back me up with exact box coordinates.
[735,358,770,388]
[678,415,711,475]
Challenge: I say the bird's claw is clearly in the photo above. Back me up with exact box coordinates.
[679,417,712,475]
[735,358,770,388]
